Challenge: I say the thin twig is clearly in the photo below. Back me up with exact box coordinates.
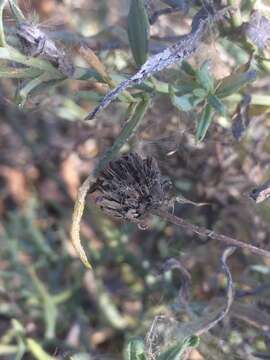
[236,282,270,299]
[197,247,235,335]
[149,7,184,25]
[182,246,235,360]
[152,209,270,258]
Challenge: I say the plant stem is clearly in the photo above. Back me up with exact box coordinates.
[94,96,150,176]
[152,209,270,258]
[0,0,7,47]
[228,0,242,27]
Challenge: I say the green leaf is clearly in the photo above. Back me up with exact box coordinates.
[197,61,214,92]
[216,69,257,98]
[181,60,196,76]
[16,73,59,108]
[96,96,150,174]
[196,104,215,142]
[207,95,226,115]
[128,0,149,67]
[157,335,200,360]
[124,338,146,360]
[11,319,26,360]
[170,86,201,112]
[0,46,62,75]
[28,268,57,340]
[26,338,54,360]
[193,88,207,99]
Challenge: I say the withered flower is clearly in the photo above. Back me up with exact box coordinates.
[90,152,172,225]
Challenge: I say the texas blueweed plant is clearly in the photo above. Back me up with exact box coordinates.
[1,0,270,359]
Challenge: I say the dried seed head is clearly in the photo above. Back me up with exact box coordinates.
[90,152,172,225]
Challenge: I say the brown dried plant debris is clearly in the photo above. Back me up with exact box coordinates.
[89,152,172,225]
[15,21,74,76]
[8,0,74,77]
[249,178,270,203]
[245,10,270,49]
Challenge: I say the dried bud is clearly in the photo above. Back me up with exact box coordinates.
[90,152,172,225]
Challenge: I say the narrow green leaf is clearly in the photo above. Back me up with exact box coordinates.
[16,73,57,108]
[207,95,226,115]
[8,0,25,24]
[28,268,57,340]
[124,338,146,360]
[95,96,150,174]
[0,0,7,47]
[0,46,62,75]
[74,90,105,102]
[128,0,149,67]
[26,338,54,360]
[181,60,196,76]
[0,345,18,355]
[11,319,26,360]
[197,61,214,92]
[216,69,257,98]
[196,104,214,142]
[157,335,200,360]
[0,67,42,78]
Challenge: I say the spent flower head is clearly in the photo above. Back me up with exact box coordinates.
[90,152,173,226]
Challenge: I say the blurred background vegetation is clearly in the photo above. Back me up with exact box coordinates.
[0,0,270,359]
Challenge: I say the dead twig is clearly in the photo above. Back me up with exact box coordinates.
[152,208,270,258]
[85,5,228,120]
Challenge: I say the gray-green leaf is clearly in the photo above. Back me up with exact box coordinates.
[196,104,214,142]
[170,86,201,112]
[216,69,256,98]
[208,95,226,115]
[128,0,149,67]
[197,61,214,93]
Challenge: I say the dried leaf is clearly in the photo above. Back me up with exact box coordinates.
[146,248,235,359]
[245,10,270,49]
[162,258,192,305]
[175,194,209,207]
[79,46,110,82]
[9,1,74,77]
[232,94,251,141]
[249,178,270,203]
